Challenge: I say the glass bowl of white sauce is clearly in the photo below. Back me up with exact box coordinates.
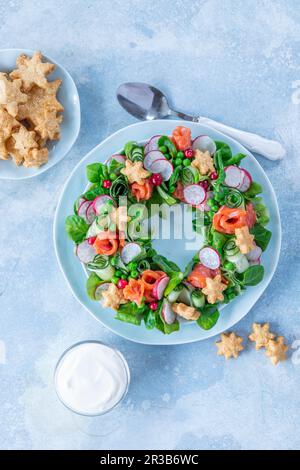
[54,341,130,417]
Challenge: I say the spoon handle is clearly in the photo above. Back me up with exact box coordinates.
[196,116,285,161]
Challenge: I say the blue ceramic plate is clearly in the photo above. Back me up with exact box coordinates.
[53,120,281,345]
[0,49,80,180]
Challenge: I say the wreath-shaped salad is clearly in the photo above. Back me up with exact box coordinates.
[65,126,272,334]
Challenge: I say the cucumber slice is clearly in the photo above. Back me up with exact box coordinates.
[191,290,205,308]
[121,243,142,264]
[227,252,249,273]
[224,239,240,257]
[94,265,115,281]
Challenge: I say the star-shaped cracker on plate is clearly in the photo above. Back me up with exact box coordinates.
[202,274,227,304]
[12,126,38,155]
[216,332,244,359]
[172,302,200,321]
[249,322,275,350]
[265,336,288,365]
[101,283,126,311]
[0,73,27,117]
[235,225,255,254]
[10,51,55,91]
[35,106,63,140]
[22,147,48,168]
[0,107,19,159]
[121,159,150,185]
[17,80,63,123]
[191,149,215,175]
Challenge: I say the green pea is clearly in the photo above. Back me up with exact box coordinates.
[128,261,138,270]
[121,274,127,280]
[115,270,122,277]
[208,210,215,218]
[211,204,219,212]
[158,145,167,153]
[109,172,117,181]
[224,262,235,271]
[183,159,191,167]
[177,151,184,159]
[130,270,139,278]
[174,158,182,166]
[111,276,119,284]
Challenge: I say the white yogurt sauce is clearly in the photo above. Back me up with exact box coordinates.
[55,342,129,415]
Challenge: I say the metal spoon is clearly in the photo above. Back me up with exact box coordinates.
[117,82,285,161]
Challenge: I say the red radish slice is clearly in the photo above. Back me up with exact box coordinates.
[145,135,162,153]
[183,184,206,205]
[246,244,262,261]
[249,258,261,266]
[121,242,142,264]
[93,195,116,215]
[95,283,110,300]
[161,300,176,324]
[197,190,213,212]
[76,240,96,264]
[150,159,173,181]
[143,150,165,171]
[78,200,92,223]
[199,246,221,269]
[192,135,217,155]
[105,154,126,165]
[86,202,97,224]
[224,166,243,188]
[237,168,252,192]
[153,276,170,300]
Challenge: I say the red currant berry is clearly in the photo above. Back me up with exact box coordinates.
[210,172,218,180]
[88,236,97,245]
[103,179,112,189]
[117,279,128,289]
[150,173,163,186]
[149,302,158,311]
[200,180,209,190]
[184,148,194,158]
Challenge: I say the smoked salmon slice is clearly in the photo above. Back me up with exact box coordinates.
[212,206,248,234]
[188,263,220,289]
[123,279,145,306]
[93,230,119,256]
[131,180,153,202]
[172,126,192,151]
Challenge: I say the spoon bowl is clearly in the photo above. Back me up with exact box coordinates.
[117,82,171,120]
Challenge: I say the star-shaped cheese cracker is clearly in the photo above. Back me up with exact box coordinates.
[0,107,19,159]
[172,302,200,321]
[121,159,150,185]
[101,283,126,311]
[23,147,49,168]
[12,126,38,155]
[265,336,288,365]
[17,80,63,122]
[235,225,255,254]
[202,274,227,304]
[216,332,244,359]
[249,322,275,350]
[35,105,63,140]
[191,149,215,175]
[10,51,55,91]
[0,73,27,117]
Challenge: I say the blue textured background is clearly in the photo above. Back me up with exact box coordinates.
[1,0,300,450]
